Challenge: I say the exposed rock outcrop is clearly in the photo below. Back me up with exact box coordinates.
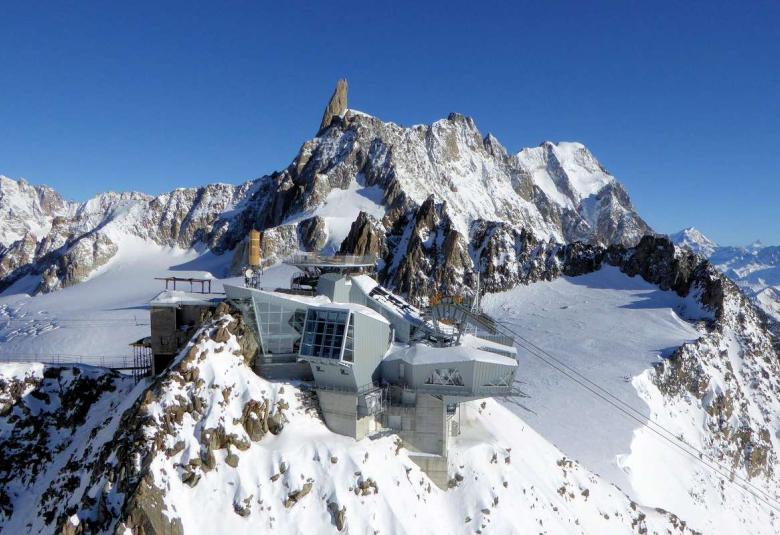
[318,79,348,133]
[298,216,328,251]
[338,211,387,258]
[0,85,651,295]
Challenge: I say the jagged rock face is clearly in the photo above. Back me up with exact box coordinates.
[0,180,255,294]
[0,176,72,247]
[0,233,38,280]
[319,79,348,132]
[0,311,289,534]
[1,230,119,295]
[0,106,649,295]
[339,211,387,259]
[672,228,780,325]
[651,287,780,480]
[0,365,133,528]
[297,216,328,251]
[382,196,472,302]
[214,109,650,258]
[39,232,118,293]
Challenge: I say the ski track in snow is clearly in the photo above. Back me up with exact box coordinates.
[483,266,706,500]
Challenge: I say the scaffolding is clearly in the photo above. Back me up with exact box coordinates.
[154,276,213,293]
[129,338,153,383]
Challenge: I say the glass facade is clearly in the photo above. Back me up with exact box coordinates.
[343,314,354,362]
[251,294,306,355]
[300,308,350,360]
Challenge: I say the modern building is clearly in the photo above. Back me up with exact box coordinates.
[223,253,519,487]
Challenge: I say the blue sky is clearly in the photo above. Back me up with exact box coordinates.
[1,1,778,245]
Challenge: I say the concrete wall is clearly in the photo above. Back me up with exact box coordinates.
[317,274,352,303]
[317,390,358,437]
[254,361,313,381]
[309,359,357,390]
[150,307,178,356]
[178,304,210,326]
[388,393,447,457]
[351,311,391,388]
[385,392,450,488]
[408,454,449,490]
[316,390,377,441]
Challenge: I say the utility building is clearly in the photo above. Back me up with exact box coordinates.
[149,282,222,374]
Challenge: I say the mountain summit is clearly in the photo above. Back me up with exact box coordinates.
[0,83,650,296]
[670,227,718,257]
[671,227,780,321]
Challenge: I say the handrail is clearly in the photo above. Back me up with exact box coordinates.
[0,353,135,370]
[284,253,377,267]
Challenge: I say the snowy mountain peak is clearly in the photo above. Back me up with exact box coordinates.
[1,89,651,296]
[670,227,718,257]
[0,175,74,246]
[516,140,616,209]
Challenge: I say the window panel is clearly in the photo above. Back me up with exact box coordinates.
[299,308,350,361]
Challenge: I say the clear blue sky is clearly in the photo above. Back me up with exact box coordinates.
[1,1,778,245]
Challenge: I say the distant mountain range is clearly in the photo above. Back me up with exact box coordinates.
[671,227,780,321]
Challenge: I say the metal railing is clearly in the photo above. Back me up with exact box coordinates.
[473,332,516,348]
[284,253,377,267]
[0,353,146,374]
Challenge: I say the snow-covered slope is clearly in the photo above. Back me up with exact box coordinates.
[2,233,779,533]
[485,266,780,534]
[671,228,780,322]
[269,109,650,248]
[0,81,651,297]
[0,245,299,367]
[0,176,74,247]
[0,313,694,534]
[483,266,707,493]
[0,177,255,295]
[3,82,778,534]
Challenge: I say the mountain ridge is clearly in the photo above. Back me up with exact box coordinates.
[0,94,650,297]
[671,227,780,322]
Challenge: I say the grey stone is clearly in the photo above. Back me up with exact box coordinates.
[319,79,348,133]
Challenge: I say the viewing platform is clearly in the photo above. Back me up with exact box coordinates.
[283,253,377,270]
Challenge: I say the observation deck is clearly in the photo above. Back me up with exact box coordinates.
[283,253,377,270]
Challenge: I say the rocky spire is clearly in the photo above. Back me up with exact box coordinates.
[318,79,348,133]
